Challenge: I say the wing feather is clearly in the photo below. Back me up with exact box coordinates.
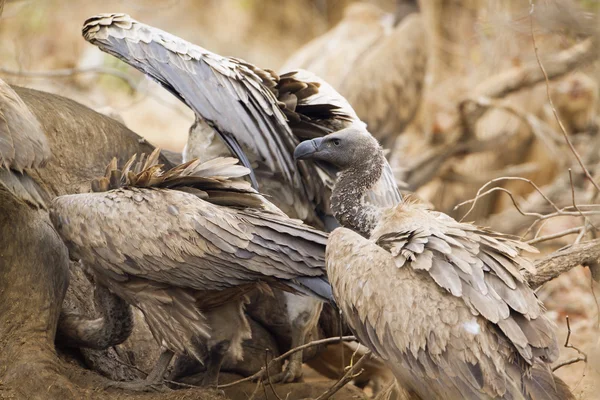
[371,203,558,371]
[51,188,329,301]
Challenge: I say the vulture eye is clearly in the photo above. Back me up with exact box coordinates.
[332,139,341,146]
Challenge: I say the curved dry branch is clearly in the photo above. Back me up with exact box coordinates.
[527,239,600,289]
[472,38,596,100]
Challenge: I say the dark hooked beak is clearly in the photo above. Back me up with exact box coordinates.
[294,138,323,160]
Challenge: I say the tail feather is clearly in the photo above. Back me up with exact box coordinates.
[91,151,284,213]
[0,169,48,208]
[293,276,334,303]
[524,364,575,400]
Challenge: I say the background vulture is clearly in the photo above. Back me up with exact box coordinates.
[294,128,575,400]
[81,12,402,382]
[50,151,330,389]
[281,1,426,151]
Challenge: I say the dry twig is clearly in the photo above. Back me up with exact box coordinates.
[314,350,372,400]
[218,335,357,389]
[0,66,139,91]
[454,176,558,222]
[528,1,600,194]
[265,349,283,400]
[526,226,584,245]
[552,316,588,371]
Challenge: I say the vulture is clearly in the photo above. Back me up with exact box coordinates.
[294,128,575,400]
[50,151,331,389]
[0,78,69,362]
[281,1,426,150]
[82,13,401,381]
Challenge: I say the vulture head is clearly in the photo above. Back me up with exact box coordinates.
[294,127,382,170]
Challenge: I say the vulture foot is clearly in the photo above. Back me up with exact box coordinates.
[270,358,304,383]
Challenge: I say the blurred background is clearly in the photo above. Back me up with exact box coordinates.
[1,0,599,397]
[0,0,399,151]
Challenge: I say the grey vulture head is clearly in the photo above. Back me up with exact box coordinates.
[50,150,331,388]
[294,127,382,170]
[295,130,575,400]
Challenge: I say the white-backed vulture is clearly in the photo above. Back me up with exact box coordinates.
[0,78,70,379]
[50,151,331,389]
[81,13,402,382]
[281,2,427,150]
[293,128,575,400]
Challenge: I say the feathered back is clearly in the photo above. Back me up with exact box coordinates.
[91,148,284,213]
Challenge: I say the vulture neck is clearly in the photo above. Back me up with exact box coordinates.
[331,151,385,237]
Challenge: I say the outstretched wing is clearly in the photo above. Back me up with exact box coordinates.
[82,14,402,226]
[51,187,330,300]
[83,13,298,189]
[327,225,560,399]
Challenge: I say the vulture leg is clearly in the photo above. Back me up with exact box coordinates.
[200,340,230,387]
[202,299,252,386]
[102,349,174,392]
[273,294,323,383]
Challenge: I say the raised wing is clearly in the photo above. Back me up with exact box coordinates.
[83,14,398,226]
[327,224,560,398]
[83,14,299,190]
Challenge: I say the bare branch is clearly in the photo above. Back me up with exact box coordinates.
[218,335,357,389]
[528,2,600,194]
[314,351,372,400]
[0,66,139,92]
[472,38,596,100]
[527,239,600,289]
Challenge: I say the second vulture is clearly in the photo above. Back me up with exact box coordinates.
[294,128,574,400]
[50,151,330,389]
